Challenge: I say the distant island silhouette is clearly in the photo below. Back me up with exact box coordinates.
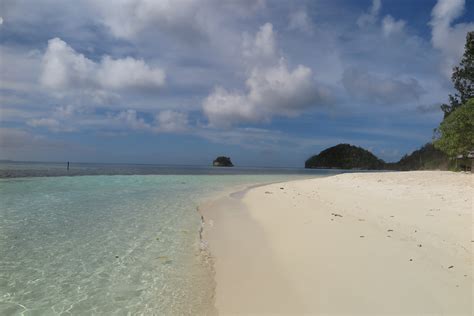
[305,144,384,170]
[306,143,450,170]
[213,156,234,167]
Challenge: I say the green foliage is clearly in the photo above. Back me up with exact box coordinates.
[441,32,474,117]
[435,99,474,158]
[386,143,449,171]
[307,143,454,171]
[305,144,385,170]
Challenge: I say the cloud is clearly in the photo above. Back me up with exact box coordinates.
[114,109,189,133]
[41,38,165,92]
[246,61,325,116]
[382,15,405,37]
[27,118,60,129]
[155,110,189,132]
[242,23,278,65]
[288,9,313,35]
[357,0,382,27]
[203,87,257,126]
[219,0,265,16]
[431,0,465,26]
[26,117,78,132]
[203,23,329,127]
[430,0,474,77]
[24,106,189,135]
[0,0,463,165]
[203,59,328,126]
[356,0,406,38]
[115,110,150,131]
[0,107,39,122]
[23,104,85,132]
[0,128,63,150]
[0,45,43,92]
[40,38,96,90]
[54,105,76,119]
[0,127,83,161]
[94,0,265,40]
[94,0,204,40]
[97,57,166,90]
[342,68,424,104]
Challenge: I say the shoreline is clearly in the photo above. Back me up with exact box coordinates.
[199,171,473,315]
[197,176,326,315]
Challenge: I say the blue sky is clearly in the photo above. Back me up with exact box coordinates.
[0,0,473,166]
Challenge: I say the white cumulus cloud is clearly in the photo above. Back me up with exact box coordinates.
[203,23,329,127]
[430,0,474,77]
[98,57,165,90]
[40,38,96,90]
[41,38,165,92]
[203,59,327,126]
[243,23,278,64]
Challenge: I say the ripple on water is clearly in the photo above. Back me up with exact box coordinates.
[0,173,322,314]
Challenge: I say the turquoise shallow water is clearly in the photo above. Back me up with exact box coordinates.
[0,172,336,315]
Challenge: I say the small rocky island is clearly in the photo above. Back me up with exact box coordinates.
[213,156,234,167]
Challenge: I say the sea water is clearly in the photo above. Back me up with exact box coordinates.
[0,163,337,315]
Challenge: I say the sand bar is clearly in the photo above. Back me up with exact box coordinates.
[201,171,473,315]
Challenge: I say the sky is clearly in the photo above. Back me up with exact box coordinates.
[0,0,473,167]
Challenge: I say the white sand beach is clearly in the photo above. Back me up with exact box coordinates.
[201,171,473,315]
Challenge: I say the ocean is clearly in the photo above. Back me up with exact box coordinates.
[0,162,339,315]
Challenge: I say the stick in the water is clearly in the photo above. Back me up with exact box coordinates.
[67,161,69,171]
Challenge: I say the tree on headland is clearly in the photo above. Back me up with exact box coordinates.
[391,143,448,171]
[435,99,474,158]
[441,32,474,118]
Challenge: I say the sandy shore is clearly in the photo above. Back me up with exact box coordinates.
[201,171,473,315]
